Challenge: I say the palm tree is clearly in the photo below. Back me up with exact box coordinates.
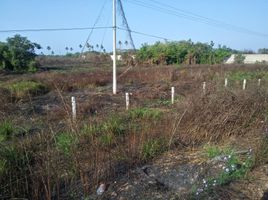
[51,51,54,55]
[65,47,69,53]
[79,44,83,49]
[70,47,73,52]
[118,40,122,50]
[47,46,51,51]
[124,40,128,47]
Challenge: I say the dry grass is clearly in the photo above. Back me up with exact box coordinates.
[0,64,268,199]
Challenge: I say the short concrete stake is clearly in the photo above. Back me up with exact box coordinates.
[203,82,206,94]
[243,79,247,90]
[171,87,175,104]
[71,96,76,121]
[225,78,228,87]
[258,79,261,87]
[125,92,130,110]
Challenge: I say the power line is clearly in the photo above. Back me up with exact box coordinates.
[0,26,112,33]
[118,26,171,41]
[147,0,268,37]
[81,0,109,54]
[125,0,268,38]
[117,0,136,49]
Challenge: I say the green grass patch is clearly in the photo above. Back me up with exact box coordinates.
[0,144,28,177]
[194,146,254,198]
[142,138,167,160]
[0,121,15,142]
[98,133,114,147]
[227,70,268,81]
[203,144,232,159]
[129,108,163,120]
[5,80,47,99]
[56,132,77,156]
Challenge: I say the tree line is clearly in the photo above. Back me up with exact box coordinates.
[136,40,238,65]
[1,35,268,72]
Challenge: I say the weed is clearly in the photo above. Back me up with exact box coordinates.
[129,108,163,120]
[142,138,167,160]
[81,124,102,137]
[102,116,126,136]
[56,132,77,156]
[99,133,114,147]
[194,147,253,198]
[203,144,232,159]
[254,136,268,166]
[5,80,47,99]
[0,121,15,142]
[227,70,268,81]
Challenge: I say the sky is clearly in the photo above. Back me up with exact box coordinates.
[1,0,268,54]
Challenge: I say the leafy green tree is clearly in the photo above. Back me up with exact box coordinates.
[0,35,41,71]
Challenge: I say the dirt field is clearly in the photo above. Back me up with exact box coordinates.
[1,63,268,199]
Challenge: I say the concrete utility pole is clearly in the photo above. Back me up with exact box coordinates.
[113,0,117,94]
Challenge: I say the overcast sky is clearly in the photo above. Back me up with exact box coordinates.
[1,0,268,54]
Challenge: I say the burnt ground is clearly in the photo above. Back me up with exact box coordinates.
[1,64,268,199]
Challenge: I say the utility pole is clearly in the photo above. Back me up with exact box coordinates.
[113,0,117,94]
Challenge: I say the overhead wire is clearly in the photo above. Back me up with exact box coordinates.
[117,26,171,41]
[124,0,268,38]
[80,0,109,55]
[0,26,112,33]
[147,0,268,37]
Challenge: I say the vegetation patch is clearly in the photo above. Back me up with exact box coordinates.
[193,146,254,198]
[5,80,47,99]
[56,132,77,156]
[129,108,163,120]
[227,70,268,81]
[0,121,15,142]
[142,138,167,160]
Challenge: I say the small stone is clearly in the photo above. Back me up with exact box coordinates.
[97,183,106,195]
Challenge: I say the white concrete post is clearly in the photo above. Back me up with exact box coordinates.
[258,79,261,87]
[203,82,206,94]
[224,78,228,87]
[125,92,130,110]
[112,0,117,94]
[243,79,247,90]
[71,96,76,121]
[171,87,175,104]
